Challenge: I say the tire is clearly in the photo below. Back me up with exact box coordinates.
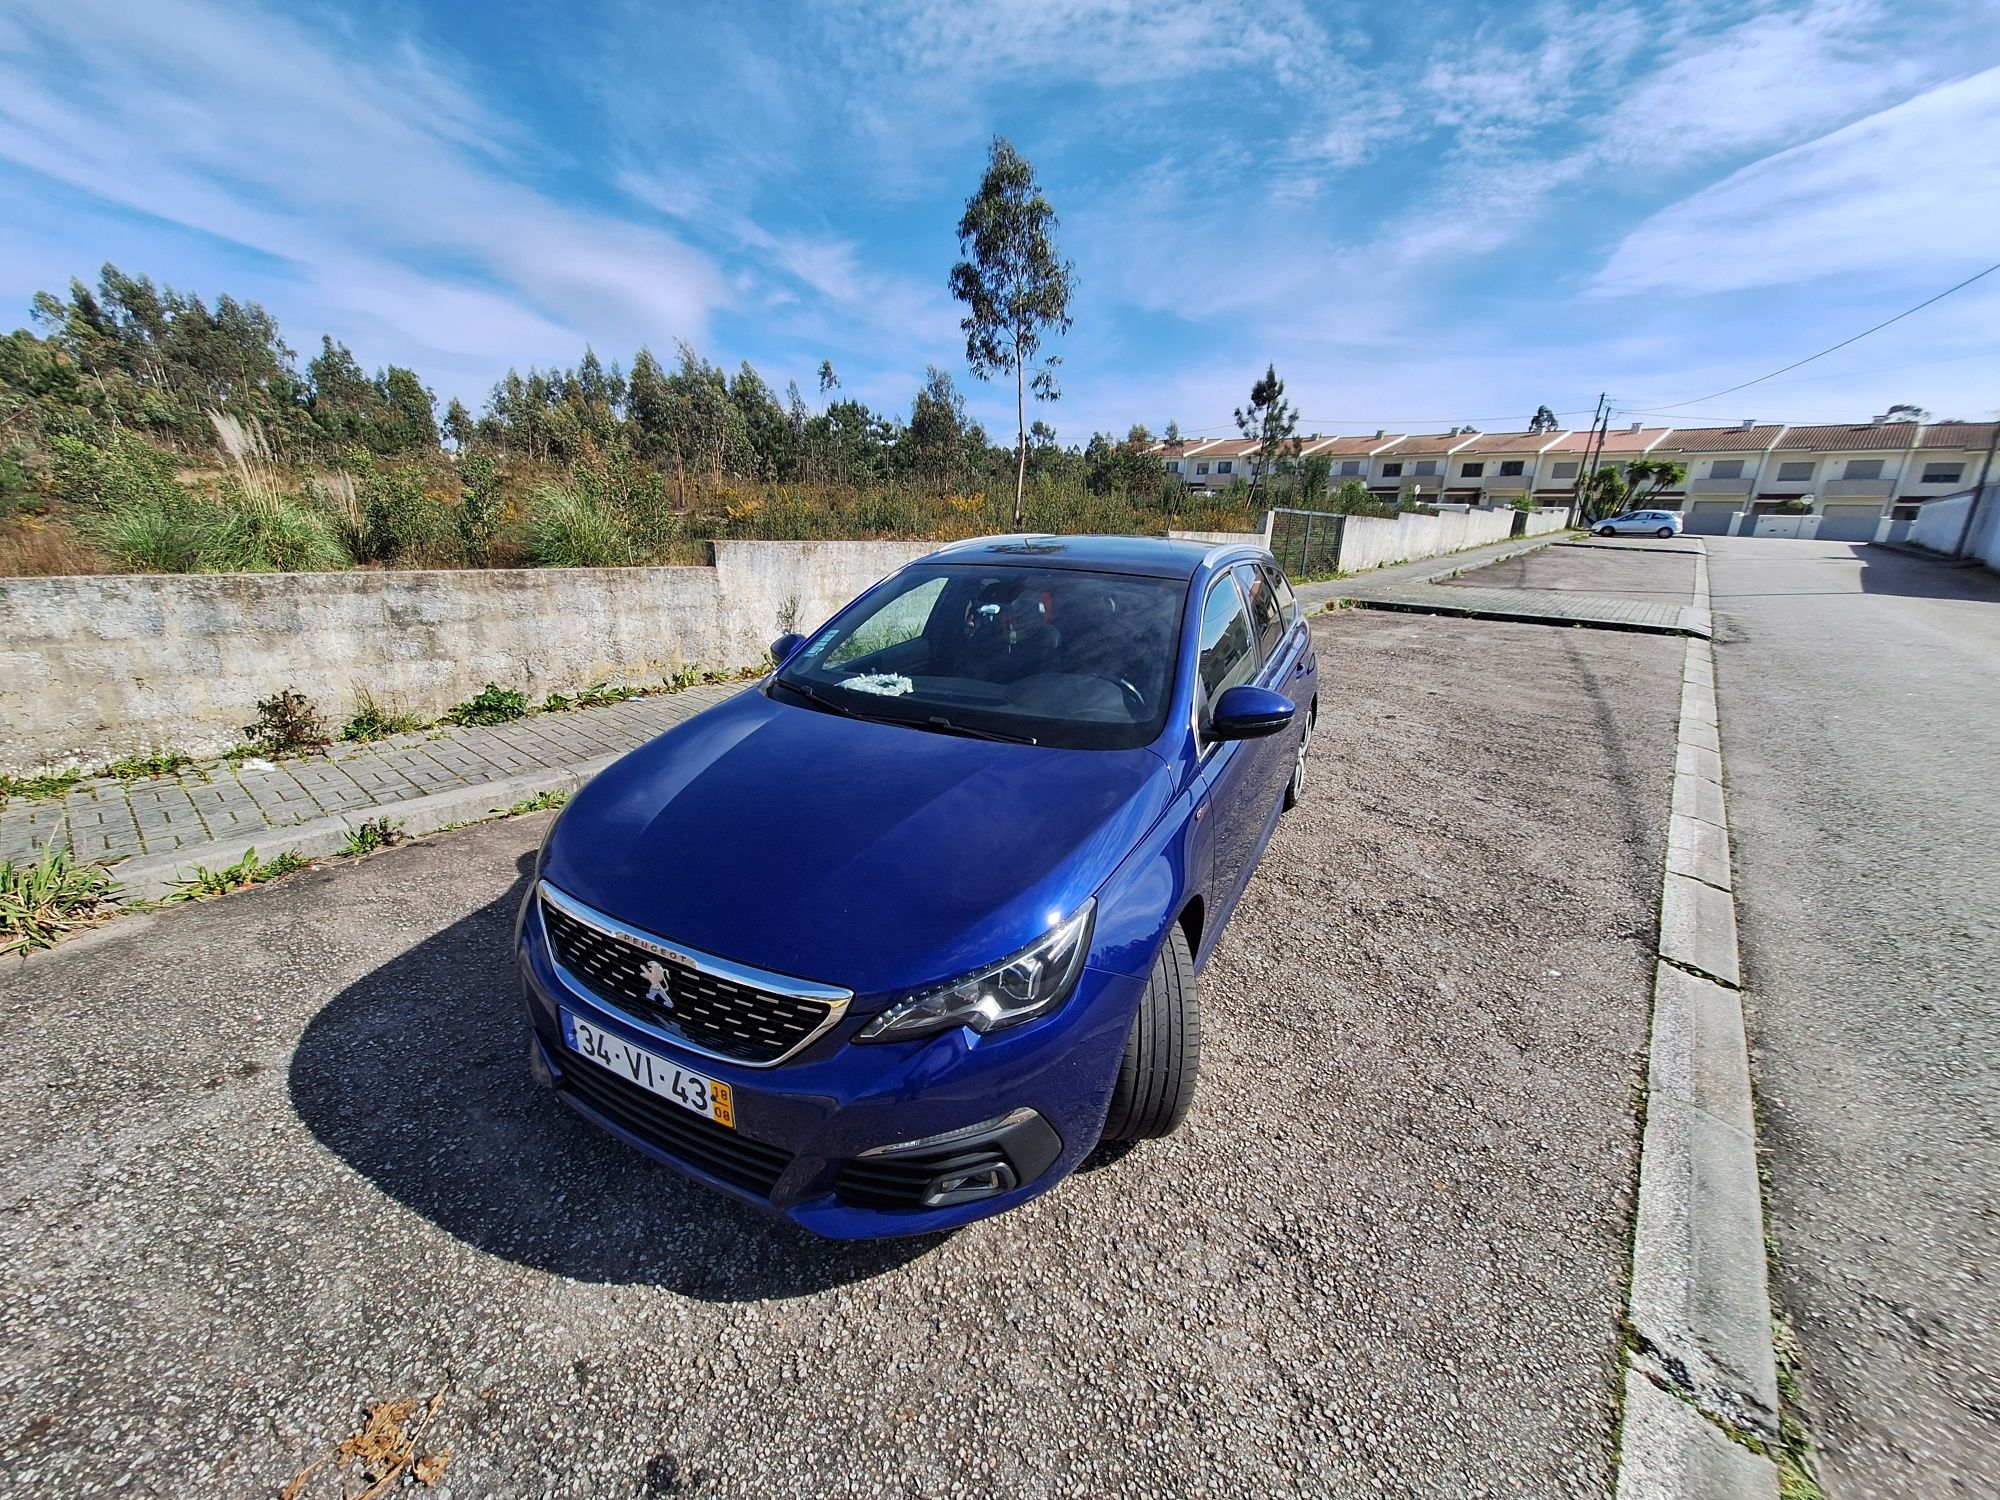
[1100,925,1201,1142]
[1283,702,1316,811]
[1596,525,1615,537]
[1656,527,1674,537]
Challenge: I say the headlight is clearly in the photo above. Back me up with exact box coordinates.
[857,900,1095,1042]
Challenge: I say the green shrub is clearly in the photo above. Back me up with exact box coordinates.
[207,483,351,572]
[524,483,631,567]
[0,848,117,955]
[447,683,530,726]
[361,464,457,564]
[457,453,505,563]
[243,689,331,755]
[78,499,210,572]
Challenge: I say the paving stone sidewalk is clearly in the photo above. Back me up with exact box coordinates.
[0,681,742,870]
[1301,532,1711,636]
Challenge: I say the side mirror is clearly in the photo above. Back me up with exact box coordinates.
[769,633,805,668]
[1209,684,1296,740]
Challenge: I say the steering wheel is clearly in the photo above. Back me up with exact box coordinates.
[1111,676,1148,717]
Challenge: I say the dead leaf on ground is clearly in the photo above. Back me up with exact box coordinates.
[280,1381,452,1500]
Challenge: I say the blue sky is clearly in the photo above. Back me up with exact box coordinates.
[1,0,1996,444]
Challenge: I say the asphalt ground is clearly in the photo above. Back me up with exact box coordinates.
[0,610,1683,1499]
[1442,544,1699,605]
[1705,538,2000,1496]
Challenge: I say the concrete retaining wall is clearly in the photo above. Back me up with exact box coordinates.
[0,540,928,773]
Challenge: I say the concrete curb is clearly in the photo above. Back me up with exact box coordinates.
[1615,556,1783,1497]
[1617,1371,1777,1500]
[106,752,621,903]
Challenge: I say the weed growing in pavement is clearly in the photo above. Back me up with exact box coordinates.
[0,766,84,804]
[447,683,530,726]
[540,690,575,713]
[243,688,331,756]
[167,846,309,901]
[0,848,118,955]
[340,688,423,743]
[340,817,406,856]
[503,789,569,815]
[576,679,643,708]
[102,749,197,781]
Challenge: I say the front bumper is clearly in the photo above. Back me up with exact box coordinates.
[516,910,1142,1239]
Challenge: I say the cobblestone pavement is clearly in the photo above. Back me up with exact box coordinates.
[0,682,741,868]
[1304,534,1708,636]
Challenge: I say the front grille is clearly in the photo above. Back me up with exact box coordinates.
[539,892,839,1065]
[560,1057,794,1197]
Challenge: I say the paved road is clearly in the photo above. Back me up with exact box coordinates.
[1705,538,2000,1496]
[0,611,1682,1498]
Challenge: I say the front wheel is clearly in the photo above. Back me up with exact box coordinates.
[1596,525,1616,536]
[1656,527,1674,537]
[1100,926,1200,1142]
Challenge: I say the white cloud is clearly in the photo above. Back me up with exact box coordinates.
[1592,68,2000,296]
[0,0,725,374]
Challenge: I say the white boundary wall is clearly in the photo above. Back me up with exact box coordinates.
[1908,487,2000,568]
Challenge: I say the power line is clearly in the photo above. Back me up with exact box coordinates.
[1636,261,2000,414]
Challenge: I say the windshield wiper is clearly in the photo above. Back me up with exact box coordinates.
[774,676,862,719]
[921,715,1038,746]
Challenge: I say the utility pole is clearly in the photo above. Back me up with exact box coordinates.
[1568,393,1607,527]
[1572,394,1611,526]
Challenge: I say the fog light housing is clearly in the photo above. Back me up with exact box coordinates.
[835,1108,1064,1211]
[922,1162,1019,1208]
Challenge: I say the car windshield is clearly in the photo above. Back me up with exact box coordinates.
[772,563,1187,750]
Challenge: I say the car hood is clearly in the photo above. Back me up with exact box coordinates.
[540,687,1175,1001]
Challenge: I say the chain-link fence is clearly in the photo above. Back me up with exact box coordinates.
[1267,508,1348,578]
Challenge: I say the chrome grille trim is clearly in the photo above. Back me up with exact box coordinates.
[536,879,851,1068]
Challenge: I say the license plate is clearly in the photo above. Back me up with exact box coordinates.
[560,1009,734,1128]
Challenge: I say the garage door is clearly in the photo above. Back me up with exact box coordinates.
[1818,503,1882,542]
[1683,501,1737,535]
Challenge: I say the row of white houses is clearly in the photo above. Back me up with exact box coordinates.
[1151,416,1999,540]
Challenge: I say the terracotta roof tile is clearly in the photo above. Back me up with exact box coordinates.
[1916,421,1997,451]
[1649,425,1787,454]
[1443,430,1570,454]
[1775,422,1919,451]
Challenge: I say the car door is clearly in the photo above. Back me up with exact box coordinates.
[1190,571,1269,949]
[1235,562,1302,811]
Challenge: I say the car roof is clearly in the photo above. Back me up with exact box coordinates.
[922,533,1265,580]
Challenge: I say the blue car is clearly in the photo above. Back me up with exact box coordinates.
[517,535,1318,1237]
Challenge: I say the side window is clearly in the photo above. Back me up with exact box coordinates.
[1261,562,1298,625]
[1235,562,1284,659]
[1196,576,1258,715]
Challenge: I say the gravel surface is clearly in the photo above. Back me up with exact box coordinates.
[0,611,1682,1499]
[1706,538,2000,1495]
[1443,544,1698,603]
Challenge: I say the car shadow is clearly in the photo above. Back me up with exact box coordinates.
[286,850,944,1297]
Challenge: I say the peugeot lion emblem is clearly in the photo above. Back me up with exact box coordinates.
[638,958,674,1009]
